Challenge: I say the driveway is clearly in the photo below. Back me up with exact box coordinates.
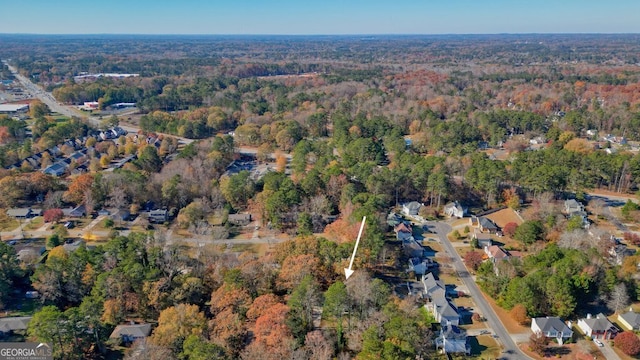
[599,340,621,360]
[426,220,533,360]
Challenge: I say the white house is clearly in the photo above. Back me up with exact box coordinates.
[444,201,466,218]
[577,313,617,340]
[402,201,422,216]
[435,323,470,355]
[531,317,573,345]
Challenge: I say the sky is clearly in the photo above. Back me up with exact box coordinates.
[1,0,639,35]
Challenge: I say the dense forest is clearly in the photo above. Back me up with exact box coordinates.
[2,34,640,359]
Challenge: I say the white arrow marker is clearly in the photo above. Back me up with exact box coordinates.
[344,216,366,280]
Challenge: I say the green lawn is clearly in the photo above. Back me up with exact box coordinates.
[23,216,44,230]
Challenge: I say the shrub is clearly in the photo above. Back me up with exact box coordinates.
[615,331,640,356]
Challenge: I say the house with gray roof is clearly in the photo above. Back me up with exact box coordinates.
[531,317,573,345]
[430,296,460,326]
[577,313,617,340]
[444,201,467,218]
[478,217,498,233]
[435,323,470,355]
[0,317,32,337]
[6,208,33,218]
[109,323,152,344]
[618,310,640,331]
[422,273,446,302]
[42,162,67,176]
[402,201,422,216]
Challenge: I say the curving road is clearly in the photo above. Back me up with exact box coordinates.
[426,220,532,360]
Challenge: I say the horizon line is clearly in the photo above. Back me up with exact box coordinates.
[1,32,640,37]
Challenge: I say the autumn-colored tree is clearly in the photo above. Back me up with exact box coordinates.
[209,308,246,354]
[510,303,529,325]
[43,208,64,223]
[502,188,520,209]
[246,294,281,321]
[64,173,94,205]
[47,246,68,261]
[615,331,640,356]
[210,285,252,316]
[463,250,484,271]
[529,331,548,356]
[0,126,11,144]
[247,303,294,358]
[563,138,594,154]
[277,254,320,291]
[503,222,518,237]
[101,298,125,325]
[323,218,360,244]
[275,152,287,173]
[151,304,207,351]
[0,176,24,208]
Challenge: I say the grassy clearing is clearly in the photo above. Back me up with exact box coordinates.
[471,334,502,358]
[23,217,44,230]
[0,217,19,231]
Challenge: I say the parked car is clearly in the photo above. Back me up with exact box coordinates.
[594,339,604,347]
[64,221,75,229]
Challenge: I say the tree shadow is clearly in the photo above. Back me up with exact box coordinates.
[467,336,487,356]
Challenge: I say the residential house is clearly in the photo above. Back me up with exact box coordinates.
[435,323,470,355]
[42,162,67,176]
[402,236,424,258]
[148,209,168,223]
[478,217,498,233]
[564,199,589,226]
[0,317,31,337]
[422,273,446,302]
[228,213,252,226]
[577,313,617,340]
[110,209,131,222]
[531,317,573,345]
[618,310,640,331]
[6,208,33,219]
[69,204,86,218]
[68,151,87,165]
[444,201,467,218]
[98,209,111,216]
[387,212,403,227]
[564,199,583,214]
[609,244,636,265]
[394,222,413,241]
[409,257,437,276]
[472,231,493,248]
[109,323,152,344]
[430,296,461,326]
[402,201,422,216]
[484,245,510,263]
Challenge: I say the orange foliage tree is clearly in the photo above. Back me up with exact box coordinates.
[64,173,94,204]
[276,254,320,291]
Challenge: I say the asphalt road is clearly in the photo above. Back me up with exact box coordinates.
[426,220,532,360]
[600,340,621,360]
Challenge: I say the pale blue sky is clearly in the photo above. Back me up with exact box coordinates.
[1,0,638,34]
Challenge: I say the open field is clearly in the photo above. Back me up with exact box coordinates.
[485,208,524,228]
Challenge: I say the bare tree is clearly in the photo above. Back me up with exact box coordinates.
[589,198,606,220]
[608,283,630,313]
[106,186,128,210]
